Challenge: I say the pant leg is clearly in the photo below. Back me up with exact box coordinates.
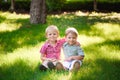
[42,60,58,68]
[42,60,49,68]
[52,61,58,66]
[69,60,82,71]
[39,64,47,71]
[63,61,71,70]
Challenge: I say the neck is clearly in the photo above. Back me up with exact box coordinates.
[48,40,57,46]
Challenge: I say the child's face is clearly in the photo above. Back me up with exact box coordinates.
[46,29,59,42]
[66,33,77,45]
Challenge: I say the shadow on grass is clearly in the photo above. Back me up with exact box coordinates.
[99,39,120,48]
[0,18,47,53]
[0,59,37,80]
[0,15,6,23]
[70,39,120,80]
[72,58,120,80]
[0,59,70,80]
[0,34,120,80]
[72,39,120,80]
[0,12,119,53]
[47,13,120,36]
[84,39,120,50]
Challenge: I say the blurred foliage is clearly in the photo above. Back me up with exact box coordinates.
[46,0,66,12]
[0,0,120,12]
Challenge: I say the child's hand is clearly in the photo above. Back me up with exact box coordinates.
[46,58,57,62]
[46,58,52,61]
[64,57,73,61]
[75,41,80,46]
[51,59,57,62]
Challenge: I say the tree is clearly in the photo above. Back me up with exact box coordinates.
[93,0,98,11]
[4,0,7,2]
[10,0,15,12]
[30,0,46,24]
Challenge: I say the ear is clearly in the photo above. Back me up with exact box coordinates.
[57,34,59,37]
[65,36,67,38]
[45,33,48,38]
[65,36,67,40]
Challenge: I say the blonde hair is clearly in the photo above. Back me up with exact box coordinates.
[65,27,78,37]
[45,25,59,34]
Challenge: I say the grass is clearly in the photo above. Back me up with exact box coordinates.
[0,11,120,80]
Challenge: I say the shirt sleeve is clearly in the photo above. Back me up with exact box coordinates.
[40,44,47,55]
[59,38,66,46]
[77,46,84,56]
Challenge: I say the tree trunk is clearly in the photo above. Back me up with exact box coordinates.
[10,0,15,12]
[4,0,8,2]
[94,0,98,11]
[30,0,46,24]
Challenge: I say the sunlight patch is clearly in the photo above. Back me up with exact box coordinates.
[78,35,105,47]
[0,44,41,67]
[75,11,89,16]
[92,23,120,40]
[101,12,120,20]
[0,22,22,32]
[100,45,120,60]
[0,11,29,19]
[89,12,120,18]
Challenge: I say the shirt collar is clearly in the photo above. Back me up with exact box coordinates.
[63,42,68,46]
[45,40,59,47]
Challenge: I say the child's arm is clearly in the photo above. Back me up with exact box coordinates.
[40,54,51,61]
[71,55,84,60]
[40,53,47,62]
[40,53,58,62]
[75,41,81,46]
[65,55,84,61]
[40,44,53,62]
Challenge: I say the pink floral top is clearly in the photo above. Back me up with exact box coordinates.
[40,39,65,60]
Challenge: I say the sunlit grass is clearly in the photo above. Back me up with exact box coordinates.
[0,45,40,70]
[91,23,120,40]
[0,11,29,19]
[0,11,120,80]
[0,22,22,32]
[0,11,29,32]
[78,35,105,47]
[100,45,120,59]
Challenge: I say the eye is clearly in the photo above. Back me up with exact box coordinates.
[53,33,56,35]
[68,37,71,39]
[73,37,76,39]
[48,33,52,35]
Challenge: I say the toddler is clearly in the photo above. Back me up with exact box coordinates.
[39,25,65,71]
[62,27,85,71]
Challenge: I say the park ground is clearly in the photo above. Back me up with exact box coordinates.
[0,11,120,80]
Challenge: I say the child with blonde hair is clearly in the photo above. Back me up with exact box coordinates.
[39,25,65,71]
[62,27,85,71]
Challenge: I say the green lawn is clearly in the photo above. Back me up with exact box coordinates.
[0,11,120,80]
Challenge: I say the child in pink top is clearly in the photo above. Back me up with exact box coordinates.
[39,25,65,71]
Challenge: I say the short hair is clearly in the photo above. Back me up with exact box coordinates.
[45,25,59,34]
[65,27,78,37]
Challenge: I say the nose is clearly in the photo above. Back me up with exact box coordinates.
[51,34,55,37]
[70,38,73,41]
[51,34,54,36]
